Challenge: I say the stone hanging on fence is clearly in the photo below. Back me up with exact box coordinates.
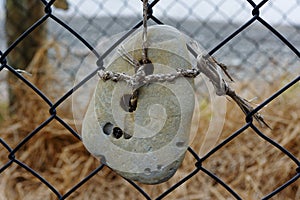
[82,25,195,184]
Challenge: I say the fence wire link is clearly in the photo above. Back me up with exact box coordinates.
[0,0,299,199]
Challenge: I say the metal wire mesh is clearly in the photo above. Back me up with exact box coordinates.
[0,0,299,199]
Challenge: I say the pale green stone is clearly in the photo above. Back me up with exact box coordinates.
[82,25,195,184]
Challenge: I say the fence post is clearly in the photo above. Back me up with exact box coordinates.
[5,0,46,114]
[5,0,68,114]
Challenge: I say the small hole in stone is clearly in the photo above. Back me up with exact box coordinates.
[103,122,113,135]
[169,167,175,171]
[139,59,154,75]
[176,141,185,147]
[144,168,151,175]
[123,132,132,139]
[112,127,123,139]
[157,165,162,170]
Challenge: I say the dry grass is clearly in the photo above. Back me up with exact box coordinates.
[0,53,299,200]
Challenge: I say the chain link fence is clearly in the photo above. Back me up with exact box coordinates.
[0,0,299,199]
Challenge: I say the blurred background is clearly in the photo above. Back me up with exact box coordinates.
[0,0,299,100]
[0,1,299,199]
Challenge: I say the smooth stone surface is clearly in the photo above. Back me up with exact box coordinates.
[82,25,195,184]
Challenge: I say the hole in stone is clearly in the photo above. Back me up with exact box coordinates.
[103,122,113,135]
[112,127,123,139]
[144,168,151,175]
[169,167,175,171]
[123,132,132,139]
[139,59,154,75]
[176,141,185,147]
[157,165,162,170]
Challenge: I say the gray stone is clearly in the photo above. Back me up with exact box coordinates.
[82,25,195,184]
